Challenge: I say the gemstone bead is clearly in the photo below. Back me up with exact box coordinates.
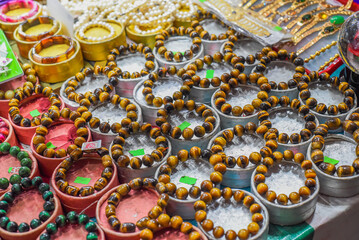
[39,183,50,194]
[0,201,8,211]
[85,221,97,232]
[43,191,54,201]
[46,222,58,234]
[87,232,99,240]
[6,221,18,232]
[20,158,32,168]
[324,26,334,33]
[78,214,90,225]
[67,211,78,224]
[11,183,22,196]
[9,174,21,184]
[302,14,312,21]
[30,218,42,229]
[0,216,9,228]
[39,211,51,222]
[0,178,9,190]
[3,192,14,204]
[17,151,29,160]
[21,177,32,189]
[40,233,51,240]
[19,166,31,177]
[55,215,67,228]
[0,142,11,153]
[330,15,344,25]
[0,210,6,218]
[18,222,30,232]
[43,201,55,212]
[32,176,43,187]
[9,146,20,157]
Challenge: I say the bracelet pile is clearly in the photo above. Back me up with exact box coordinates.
[155,100,217,141]
[18,16,59,41]
[0,0,39,23]
[111,123,169,169]
[78,21,115,42]
[191,15,233,41]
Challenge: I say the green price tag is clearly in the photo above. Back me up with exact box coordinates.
[30,109,40,117]
[129,149,145,157]
[46,142,56,149]
[178,121,191,131]
[324,156,339,165]
[206,69,215,79]
[74,176,91,185]
[179,176,197,185]
[199,0,207,2]
[8,167,13,173]
[273,26,283,31]
[173,51,184,55]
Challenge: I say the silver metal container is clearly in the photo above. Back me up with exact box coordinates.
[197,189,269,240]
[299,82,357,134]
[109,136,171,183]
[267,107,319,155]
[167,104,221,154]
[307,134,359,197]
[88,101,143,149]
[207,129,265,188]
[251,161,320,225]
[154,158,213,219]
[153,36,204,69]
[133,77,184,126]
[220,39,264,75]
[344,107,359,138]
[114,53,159,98]
[200,19,228,56]
[210,85,261,129]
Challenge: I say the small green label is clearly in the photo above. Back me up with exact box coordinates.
[178,121,191,131]
[129,149,145,157]
[74,176,91,185]
[324,156,339,165]
[8,167,12,173]
[273,26,283,31]
[199,0,206,2]
[46,142,56,149]
[173,51,184,55]
[29,109,40,118]
[205,69,215,79]
[179,176,197,185]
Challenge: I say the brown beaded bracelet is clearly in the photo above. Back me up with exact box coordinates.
[311,122,359,177]
[18,16,59,41]
[106,43,156,79]
[252,47,309,91]
[156,146,226,201]
[257,99,318,144]
[55,147,114,197]
[140,214,202,240]
[111,123,169,169]
[31,35,76,64]
[63,65,117,106]
[210,123,279,168]
[155,100,217,141]
[253,150,317,205]
[141,66,191,107]
[299,72,355,116]
[8,83,61,128]
[106,178,168,233]
[155,26,202,62]
[194,188,263,239]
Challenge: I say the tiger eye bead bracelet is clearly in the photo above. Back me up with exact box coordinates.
[299,73,355,116]
[106,43,156,79]
[154,26,202,62]
[252,48,311,91]
[63,65,117,106]
[55,147,114,197]
[194,188,265,240]
[111,123,169,169]
[156,146,226,201]
[311,122,359,177]
[253,150,317,205]
[155,100,217,141]
[210,123,276,169]
[141,66,191,107]
[31,107,89,159]
[8,83,61,128]
[139,214,202,240]
[257,99,318,144]
[105,178,168,233]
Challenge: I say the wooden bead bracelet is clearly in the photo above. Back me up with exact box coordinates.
[0,0,39,23]
[257,99,318,144]
[155,100,217,141]
[210,123,277,169]
[18,16,59,41]
[8,83,61,128]
[157,146,226,201]
[299,72,355,116]
[194,188,264,239]
[31,107,88,159]
[154,26,202,62]
[182,52,244,89]
[253,151,317,205]
[106,43,156,79]
[312,122,358,177]
[213,84,274,117]
[111,122,169,169]
[105,178,168,233]
[252,47,309,91]
[140,214,201,240]
[31,35,76,64]
[142,66,190,107]
[55,147,114,197]
[64,65,117,106]
[0,176,55,233]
